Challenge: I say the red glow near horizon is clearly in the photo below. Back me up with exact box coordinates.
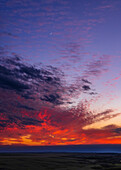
[0,107,121,146]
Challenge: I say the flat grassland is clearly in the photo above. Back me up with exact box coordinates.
[0,153,121,170]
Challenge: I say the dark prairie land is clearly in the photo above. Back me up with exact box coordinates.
[0,153,121,170]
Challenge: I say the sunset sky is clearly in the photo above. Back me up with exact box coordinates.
[0,0,121,146]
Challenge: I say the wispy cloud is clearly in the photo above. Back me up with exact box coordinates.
[84,55,110,78]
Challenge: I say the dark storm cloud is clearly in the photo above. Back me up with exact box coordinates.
[82,79,92,84]
[82,85,91,91]
[40,94,63,105]
[0,56,64,105]
[102,124,121,136]
[114,128,121,134]
[0,55,95,106]
[0,109,5,113]
[89,92,97,95]
[16,103,35,111]
[0,114,43,129]
[21,116,43,126]
[0,70,29,92]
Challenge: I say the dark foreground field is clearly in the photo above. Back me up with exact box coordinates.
[0,153,121,170]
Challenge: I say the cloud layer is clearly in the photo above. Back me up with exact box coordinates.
[0,54,120,145]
